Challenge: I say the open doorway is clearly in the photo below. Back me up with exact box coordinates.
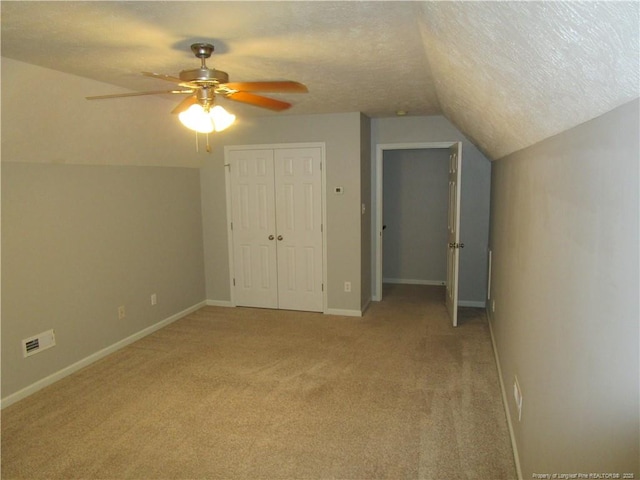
[373,142,462,326]
[381,148,449,286]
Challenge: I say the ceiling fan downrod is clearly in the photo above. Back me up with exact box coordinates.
[179,43,229,85]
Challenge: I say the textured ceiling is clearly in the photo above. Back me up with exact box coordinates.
[1,1,638,159]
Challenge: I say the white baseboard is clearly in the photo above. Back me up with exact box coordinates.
[487,311,523,480]
[1,301,207,409]
[206,299,233,307]
[324,308,362,317]
[383,278,445,286]
[459,300,486,308]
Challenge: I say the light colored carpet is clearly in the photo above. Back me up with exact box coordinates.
[1,284,517,479]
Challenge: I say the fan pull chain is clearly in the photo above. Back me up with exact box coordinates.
[192,131,213,154]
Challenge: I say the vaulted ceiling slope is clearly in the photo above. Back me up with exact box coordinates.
[1,1,638,160]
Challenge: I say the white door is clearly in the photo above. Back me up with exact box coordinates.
[228,149,279,308]
[446,142,462,327]
[274,148,323,311]
[228,146,323,312]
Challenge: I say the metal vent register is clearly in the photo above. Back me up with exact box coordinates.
[22,330,56,357]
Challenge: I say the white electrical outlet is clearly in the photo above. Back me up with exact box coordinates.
[151,293,157,306]
[344,281,351,293]
[513,376,523,421]
[492,300,496,313]
[118,305,126,319]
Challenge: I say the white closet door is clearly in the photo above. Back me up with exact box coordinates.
[228,149,278,309]
[228,146,324,312]
[274,147,323,312]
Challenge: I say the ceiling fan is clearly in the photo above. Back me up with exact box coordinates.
[86,42,308,135]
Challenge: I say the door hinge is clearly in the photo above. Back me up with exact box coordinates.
[321,223,323,233]
[322,283,324,292]
[233,278,236,286]
[230,222,233,231]
[448,242,465,249]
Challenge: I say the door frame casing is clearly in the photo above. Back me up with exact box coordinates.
[373,142,460,302]
[224,142,327,312]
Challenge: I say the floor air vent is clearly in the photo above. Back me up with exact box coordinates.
[22,330,56,358]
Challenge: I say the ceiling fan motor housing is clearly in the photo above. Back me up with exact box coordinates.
[179,68,229,85]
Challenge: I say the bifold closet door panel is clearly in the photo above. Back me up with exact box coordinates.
[228,149,279,309]
[274,147,323,312]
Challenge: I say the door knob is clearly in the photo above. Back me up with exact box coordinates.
[277,235,283,241]
[268,235,275,240]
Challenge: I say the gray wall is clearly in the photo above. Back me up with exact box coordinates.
[1,58,202,167]
[200,112,365,314]
[371,116,492,305]
[489,99,639,477]
[382,148,449,284]
[1,58,206,402]
[1,164,206,400]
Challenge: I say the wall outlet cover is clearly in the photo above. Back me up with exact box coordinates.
[513,376,523,421]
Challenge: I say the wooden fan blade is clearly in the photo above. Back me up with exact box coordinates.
[142,72,184,84]
[225,91,292,111]
[171,95,198,114]
[86,89,192,100]
[223,81,308,93]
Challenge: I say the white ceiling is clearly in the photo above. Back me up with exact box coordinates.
[1,1,638,159]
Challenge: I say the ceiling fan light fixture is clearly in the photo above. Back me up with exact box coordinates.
[179,104,214,133]
[178,104,236,133]
[210,105,236,132]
